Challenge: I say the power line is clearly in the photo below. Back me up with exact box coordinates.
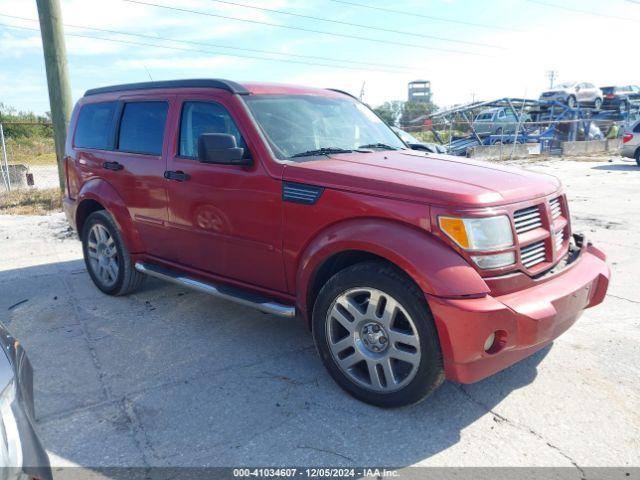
[0,23,415,74]
[0,13,415,72]
[122,0,495,58]
[526,0,640,23]
[205,0,504,49]
[329,0,521,32]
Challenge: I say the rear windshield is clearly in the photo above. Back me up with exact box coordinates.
[74,102,117,150]
[601,87,615,94]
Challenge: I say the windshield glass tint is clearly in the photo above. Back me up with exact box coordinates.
[243,95,405,160]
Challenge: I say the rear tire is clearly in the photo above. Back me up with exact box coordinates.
[82,210,145,296]
[567,95,577,108]
[312,261,444,408]
[594,98,602,110]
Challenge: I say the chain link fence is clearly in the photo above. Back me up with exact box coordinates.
[0,122,56,192]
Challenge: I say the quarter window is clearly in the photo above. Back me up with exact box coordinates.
[179,101,247,158]
[74,102,117,150]
[118,102,168,155]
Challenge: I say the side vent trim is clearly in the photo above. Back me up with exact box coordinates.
[282,181,324,205]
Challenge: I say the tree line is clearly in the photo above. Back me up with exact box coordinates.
[372,100,437,128]
[0,103,53,139]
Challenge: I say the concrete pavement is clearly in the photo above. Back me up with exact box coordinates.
[0,159,638,478]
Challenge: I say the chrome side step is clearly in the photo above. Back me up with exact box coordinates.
[134,262,296,318]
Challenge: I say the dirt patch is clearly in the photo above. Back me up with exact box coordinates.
[0,188,62,215]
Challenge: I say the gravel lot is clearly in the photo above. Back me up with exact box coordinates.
[0,158,638,478]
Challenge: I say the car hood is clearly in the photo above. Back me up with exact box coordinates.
[282,150,561,208]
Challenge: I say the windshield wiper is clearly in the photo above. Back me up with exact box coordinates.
[357,143,399,150]
[290,147,353,158]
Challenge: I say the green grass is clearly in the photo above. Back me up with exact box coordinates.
[0,188,62,215]
[3,137,57,166]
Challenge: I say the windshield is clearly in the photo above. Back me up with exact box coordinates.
[556,82,576,89]
[393,128,419,144]
[243,94,406,160]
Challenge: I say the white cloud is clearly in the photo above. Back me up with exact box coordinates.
[114,55,239,71]
[0,32,41,58]
[1,0,637,114]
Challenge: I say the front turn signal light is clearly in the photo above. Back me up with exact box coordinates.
[438,217,470,249]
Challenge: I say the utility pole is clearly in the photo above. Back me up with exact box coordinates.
[359,81,366,102]
[546,70,558,89]
[36,0,72,191]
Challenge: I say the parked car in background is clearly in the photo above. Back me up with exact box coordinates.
[622,119,640,166]
[391,127,447,153]
[600,85,640,112]
[472,107,519,136]
[63,79,610,407]
[539,82,603,109]
[0,325,52,480]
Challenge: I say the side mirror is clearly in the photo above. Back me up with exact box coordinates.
[575,85,580,92]
[198,133,250,165]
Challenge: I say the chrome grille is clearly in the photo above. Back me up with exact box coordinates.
[550,197,562,219]
[554,230,564,251]
[514,205,543,234]
[521,241,546,268]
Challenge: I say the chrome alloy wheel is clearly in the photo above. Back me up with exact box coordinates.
[325,287,421,392]
[87,224,119,287]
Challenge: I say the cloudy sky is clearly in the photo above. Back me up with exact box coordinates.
[0,0,638,114]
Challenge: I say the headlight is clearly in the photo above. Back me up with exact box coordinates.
[439,215,514,251]
[0,380,22,472]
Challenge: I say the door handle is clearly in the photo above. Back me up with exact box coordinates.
[102,161,124,171]
[164,170,190,182]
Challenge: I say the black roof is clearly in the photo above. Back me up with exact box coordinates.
[84,79,250,97]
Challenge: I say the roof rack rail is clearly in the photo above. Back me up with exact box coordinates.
[84,79,250,97]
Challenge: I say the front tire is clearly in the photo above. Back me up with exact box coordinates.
[312,262,444,408]
[567,95,577,108]
[82,210,145,296]
[594,98,602,110]
[635,148,640,167]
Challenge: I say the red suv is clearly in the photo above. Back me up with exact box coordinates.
[63,79,610,407]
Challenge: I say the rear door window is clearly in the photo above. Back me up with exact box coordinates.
[118,102,168,155]
[74,102,117,150]
[179,101,247,158]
